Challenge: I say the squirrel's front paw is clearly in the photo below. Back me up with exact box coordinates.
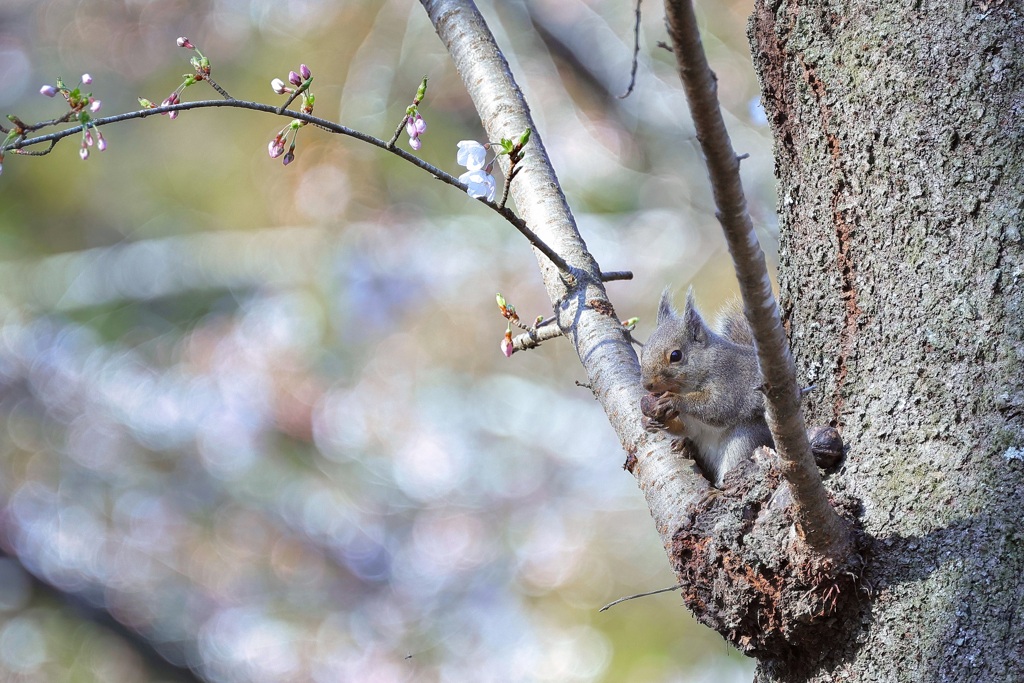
[640,391,681,433]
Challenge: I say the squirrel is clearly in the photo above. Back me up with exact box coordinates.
[639,288,772,486]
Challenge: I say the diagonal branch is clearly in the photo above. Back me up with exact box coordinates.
[664,0,850,558]
[2,98,570,275]
[419,0,710,550]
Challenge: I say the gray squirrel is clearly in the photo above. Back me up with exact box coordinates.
[639,288,772,486]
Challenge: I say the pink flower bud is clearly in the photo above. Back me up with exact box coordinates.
[40,84,58,97]
[413,115,427,135]
[409,136,422,151]
[89,99,102,113]
[80,146,89,160]
[268,136,286,158]
[271,78,289,95]
[500,336,514,358]
[177,37,195,49]
[82,74,93,85]
[300,64,311,80]
[85,131,94,146]
[288,71,302,87]
[161,92,180,119]
[283,151,295,165]
[97,133,107,152]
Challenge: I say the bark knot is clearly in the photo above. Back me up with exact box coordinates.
[670,449,866,666]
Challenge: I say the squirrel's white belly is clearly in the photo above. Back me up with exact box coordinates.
[680,415,729,456]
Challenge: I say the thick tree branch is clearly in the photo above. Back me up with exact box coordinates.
[664,0,850,558]
[420,0,710,549]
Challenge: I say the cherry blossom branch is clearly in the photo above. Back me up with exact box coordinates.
[664,0,851,558]
[2,97,572,275]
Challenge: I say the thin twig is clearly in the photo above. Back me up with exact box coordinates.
[600,270,633,281]
[13,140,58,156]
[664,0,850,557]
[275,79,310,115]
[387,115,408,148]
[205,76,232,100]
[599,584,681,612]
[510,320,565,354]
[618,0,643,99]
[498,166,514,209]
[7,110,77,135]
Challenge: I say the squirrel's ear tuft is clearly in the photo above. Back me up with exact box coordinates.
[657,288,677,324]
[683,287,710,340]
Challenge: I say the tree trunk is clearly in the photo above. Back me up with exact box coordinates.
[750,0,1024,680]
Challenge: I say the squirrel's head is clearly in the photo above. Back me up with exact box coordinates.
[640,287,712,392]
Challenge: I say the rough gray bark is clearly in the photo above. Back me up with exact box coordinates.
[751,0,1024,680]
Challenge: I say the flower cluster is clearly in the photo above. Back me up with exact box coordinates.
[403,77,429,150]
[268,120,303,166]
[455,129,531,204]
[138,37,213,120]
[496,293,517,357]
[456,141,495,201]
[37,74,107,160]
[270,63,312,102]
[267,64,314,166]
[406,113,427,151]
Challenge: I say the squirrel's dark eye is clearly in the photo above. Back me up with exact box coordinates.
[669,349,682,363]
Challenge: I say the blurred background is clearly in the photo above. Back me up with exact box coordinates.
[0,0,777,681]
